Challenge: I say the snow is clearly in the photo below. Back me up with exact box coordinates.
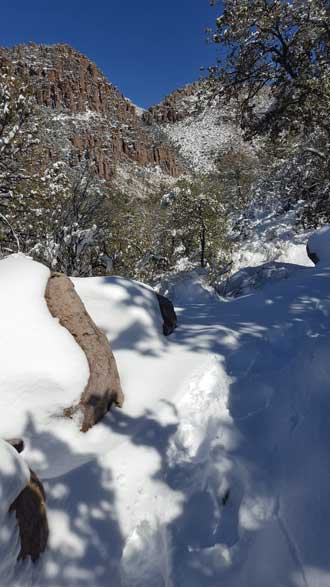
[72,276,165,417]
[231,200,314,273]
[307,225,330,264]
[218,261,303,298]
[14,238,327,586]
[52,109,101,124]
[0,254,89,472]
[162,103,240,173]
[125,97,146,118]
[4,241,330,586]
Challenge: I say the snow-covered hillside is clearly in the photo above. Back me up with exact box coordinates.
[0,230,325,586]
[161,103,238,173]
[143,80,256,174]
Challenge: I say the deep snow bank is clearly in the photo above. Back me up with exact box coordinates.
[72,276,166,416]
[0,254,89,440]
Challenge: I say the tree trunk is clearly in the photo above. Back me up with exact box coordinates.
[200,227,206,268]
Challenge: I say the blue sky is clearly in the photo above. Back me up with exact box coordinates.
[1,0,222,108]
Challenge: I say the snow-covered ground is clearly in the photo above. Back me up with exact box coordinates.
[230,193,315,275]
[0,231,323,586]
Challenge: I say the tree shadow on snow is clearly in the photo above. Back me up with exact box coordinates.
[7,264,330,586]
[161,263,330,585]
[16,418,124,587]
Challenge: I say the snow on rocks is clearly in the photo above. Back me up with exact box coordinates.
[0,439,29,522]
[45,272,124,432]
[307,224,330,265]
[218,261,306,298]
[10,468,49,564]
[0,439,48,585]
[0,254,89,441]
[0,254,113,476]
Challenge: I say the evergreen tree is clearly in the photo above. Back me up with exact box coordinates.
[162,177,231,272]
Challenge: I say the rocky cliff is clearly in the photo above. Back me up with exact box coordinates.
[142,80,208,125]
[0,43,183,183]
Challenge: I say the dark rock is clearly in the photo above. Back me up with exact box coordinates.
[6,438,25,453]
[45,272,124,432]
[9,469,48,563]
[307,242,319,265]
[156,293,177,336]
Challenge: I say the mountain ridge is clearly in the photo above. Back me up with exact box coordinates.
[0,42,185,187]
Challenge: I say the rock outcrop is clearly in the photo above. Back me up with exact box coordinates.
[142,81,204,126]
[0,43,184,181]
[45,272,124,432]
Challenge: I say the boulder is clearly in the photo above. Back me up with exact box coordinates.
[307,225,330,265]
[45,272,124,432]
[6,438,24,453]
[156,293,177,336]
[9,469,48,563]
[306,243,319,265]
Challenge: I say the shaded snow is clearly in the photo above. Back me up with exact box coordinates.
[0,440,32,587]
[231,203,314,273]
[30,241,330,587]
[3,246,330,586]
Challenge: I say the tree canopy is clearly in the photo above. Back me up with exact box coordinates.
[210,0,330,138]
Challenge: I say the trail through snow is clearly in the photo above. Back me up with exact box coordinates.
[32,250,330,587]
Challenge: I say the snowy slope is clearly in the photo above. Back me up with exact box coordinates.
[28,231,330,587]
[162,104,239,173]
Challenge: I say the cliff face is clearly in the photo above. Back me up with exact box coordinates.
[0,43,183,181]
[142,81,205,125]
